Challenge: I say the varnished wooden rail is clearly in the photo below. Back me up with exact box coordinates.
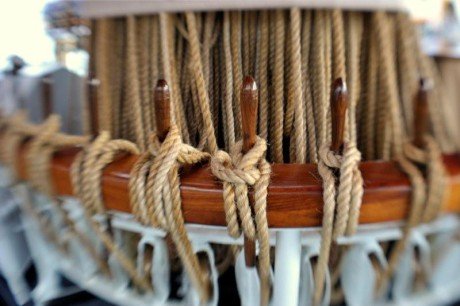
[8,139,460,228]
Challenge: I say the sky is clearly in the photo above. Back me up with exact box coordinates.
[0,0,55,68]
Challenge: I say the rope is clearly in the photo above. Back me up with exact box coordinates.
[289,8,306,163]
[362,23,378,160]
[129,125,211,302]
[26,115,88,195]
[257,11,269,141]
[314,142,363,305]
[230,11,243,138]
[0,112,30,179]
[126,16,146,150]
[312,11,328,148]
[211,137,271,306]
[1,114,112,275]
[332,10,346,81]
[185,12,218,153]
[302,10,318,163]
[271,10,285,162]
[5,9,457,305]
[137,16,153,144]
[345,12,363,143]
[71,132,152,291]
[222,12,236,149]
[403,137,448,223]
[94,19,112,133]
[372,11,448,297]
[160,13,190,143]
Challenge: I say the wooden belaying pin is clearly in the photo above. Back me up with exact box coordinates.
[87,72,100,137]
[241,75,258,267]
[154,79,171,142]
[328,78,348,268]
[42,74,53,119]
[330,78,348,154]
[413,78,431,149]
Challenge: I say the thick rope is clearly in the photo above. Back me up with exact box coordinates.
[126,16,146,150]
[312,11,328,148]
[373,11,449,297]
[222,12,236,149]
[230,11,243,138]
[301,10,318,163]
[314,142,363,305]
[185,12,218,153]
[271,10,285,162]
[403,136,448,223]
[288,8,307,163]
[0,114,112,275]
[211,137,271,306]
[257,11,269,141]
[71,132,152,291]
[129,125,211,302]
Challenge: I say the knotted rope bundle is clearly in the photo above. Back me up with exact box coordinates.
[403,136,448,223]
[0,112,35,179]
[0,113,105,262]
[26,115,89,195]
[210,136,271,306]
[315,142,363,305]
[21,115,113,274]
[377,136,448,294]
[71,132,152,291]
[129,124,212,302]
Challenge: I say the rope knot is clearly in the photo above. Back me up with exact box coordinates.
[211,135,272,303]
[211,136,267,186]
[210,136,269,240]
[315,141,364,304]
[129,123,211,302]
[319,145,342,168]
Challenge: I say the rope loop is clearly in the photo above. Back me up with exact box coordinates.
[212,137,267,188]
[315,141,363,305]
[71,131,153,292]
[129,123,212,303]
[211,136,268,239]
[210,136,272,306]
[403,135,448,222]
[26,115,61,195]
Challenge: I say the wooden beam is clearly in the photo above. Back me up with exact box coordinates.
[10,138,460,228]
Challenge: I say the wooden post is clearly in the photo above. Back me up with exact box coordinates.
[328,77,348,268]
[87,73,100,136]
[42,74,53,119]
[154,79,171,142]
[330,78,348,153]
[413,78,430,149]
[241,75,258,267]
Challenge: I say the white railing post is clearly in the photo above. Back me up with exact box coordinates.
[272,229,302,306]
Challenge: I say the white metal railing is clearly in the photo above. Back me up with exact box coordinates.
[1,165,460,306]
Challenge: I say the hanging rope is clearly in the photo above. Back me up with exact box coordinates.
[288,8,307,163]
[129,124,211,302]
[126,16,146,150]
[185,12,218,153]
[71,132,152,291]
[403,136,447,222]
[211,137,271,306]
[315,142,363,305]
